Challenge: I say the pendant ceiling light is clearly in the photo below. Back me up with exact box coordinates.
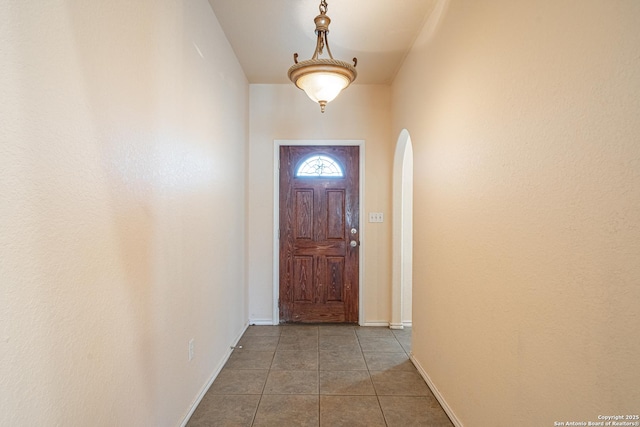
[288,0,357,113]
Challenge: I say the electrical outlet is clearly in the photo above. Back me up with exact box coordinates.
[369,212,384,223]
[188,339,194,362]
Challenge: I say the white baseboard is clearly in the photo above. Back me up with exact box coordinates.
[249,318,277,325]
[180,322,250,427]
[361,321,390,327]
[389,322,404,330]
[410,354,463,427]
[402,321,412,327]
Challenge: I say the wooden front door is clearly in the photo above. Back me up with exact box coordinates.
[279,145,360,323]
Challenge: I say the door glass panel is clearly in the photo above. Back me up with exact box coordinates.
[296,155,344,177]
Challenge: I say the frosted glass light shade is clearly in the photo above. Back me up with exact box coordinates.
[297,72,350,104]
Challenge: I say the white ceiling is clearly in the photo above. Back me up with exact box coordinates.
[208,0,438,84]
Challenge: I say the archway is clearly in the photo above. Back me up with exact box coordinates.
[391,130,413,329]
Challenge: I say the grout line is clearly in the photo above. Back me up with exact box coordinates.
[250,328,281,427]
[317,326,321,427]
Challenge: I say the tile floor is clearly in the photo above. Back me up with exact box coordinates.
[187,324,453,427]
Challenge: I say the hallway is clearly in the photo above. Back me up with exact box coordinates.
[187,324,453,426]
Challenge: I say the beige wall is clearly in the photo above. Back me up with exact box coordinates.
[393,0,640,425]
[0,1,248,425]
[248,84,394,324]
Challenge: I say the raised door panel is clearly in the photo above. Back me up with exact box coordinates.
[294,190,313,240]
[326,190,345,240]
[326,256,345,302]
[293,256,314,302]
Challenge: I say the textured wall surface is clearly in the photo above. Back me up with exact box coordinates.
[0,1,248,425]
[248,84,393,324]
[393,0,640,425]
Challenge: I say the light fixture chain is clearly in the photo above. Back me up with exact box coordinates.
[319,0,328,15]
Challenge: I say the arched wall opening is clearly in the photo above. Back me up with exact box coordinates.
[391,129,414,329]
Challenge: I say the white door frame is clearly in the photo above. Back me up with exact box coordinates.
[273,140,366,325]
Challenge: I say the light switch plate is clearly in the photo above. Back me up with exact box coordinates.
[369,212,384,223]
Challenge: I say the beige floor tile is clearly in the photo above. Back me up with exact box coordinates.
[320,395,386,427]
[319,370,375,395]
[253,395,319,427]
[319,335,360,352]
[379,395,454,427]
[186,327,449,427]
[358,336,404,352]
[355,326,394,337]
[280,325,319,337]
[186,394,259,427]
[225,350,274,369]
[391,327,412,337]
[319,350,367,370]
[318,324,356,336]
[363,352,415,371]
[263,370,319,394]
[237,335,280,351]
[397,336,412,353]
[370,370,431,396]
[243,325,282,336]
[271,350,318,370]
[277,334,319,351]
[208,369,268,395]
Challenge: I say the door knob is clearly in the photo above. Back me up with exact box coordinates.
[350,240,358,247]
[350,228,358,234]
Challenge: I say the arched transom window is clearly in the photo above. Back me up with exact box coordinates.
[295,154,344,177]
